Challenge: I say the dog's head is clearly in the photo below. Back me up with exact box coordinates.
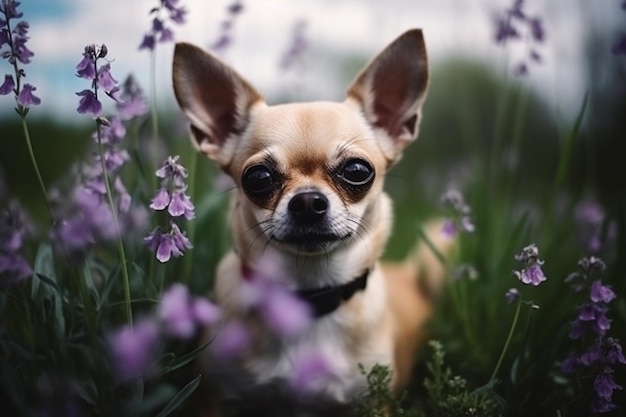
[172,29,428,260]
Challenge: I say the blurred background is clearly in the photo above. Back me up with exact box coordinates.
[2,1,626,414]
[1,0,625,217]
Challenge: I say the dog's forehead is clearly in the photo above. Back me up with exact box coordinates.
[247,101,378,158]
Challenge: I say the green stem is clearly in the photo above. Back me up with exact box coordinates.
[96,123,133,326]
[150,48,159,193]
[5,11,53,223]
[182,152,198,285]
[20,115,53,221]
[490,297,522,382]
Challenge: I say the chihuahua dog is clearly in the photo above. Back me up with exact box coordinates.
[172,29,451,415]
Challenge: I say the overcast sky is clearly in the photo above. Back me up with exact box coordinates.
[0,0,620,122]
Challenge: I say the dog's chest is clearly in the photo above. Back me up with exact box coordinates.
[245,307,391,402]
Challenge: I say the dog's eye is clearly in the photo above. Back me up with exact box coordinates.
[242,165,276,195]
[340,159,375,186]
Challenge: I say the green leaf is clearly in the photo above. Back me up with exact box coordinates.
[31,243,56,299]
[162,324,222,374]
[83,260,100,306]
[31,243,65,338]
[98,265,121,310]
[136,384,178,415]
[154,374,202,417]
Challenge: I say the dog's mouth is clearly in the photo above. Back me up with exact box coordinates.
[274,230,352,253]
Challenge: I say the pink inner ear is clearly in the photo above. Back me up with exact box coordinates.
[370,56,427,138]
[173,42,263,152]
[346,29,428,144]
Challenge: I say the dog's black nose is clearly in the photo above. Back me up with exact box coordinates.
[288,191,329,224]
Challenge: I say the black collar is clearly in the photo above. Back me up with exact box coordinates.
[296,270,369,318]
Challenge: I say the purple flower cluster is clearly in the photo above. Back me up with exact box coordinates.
[145,156,194,263]
[560,256,625,413]
[139,0,187,51]
[513,244,546,286]
[280,20,308,71]
[504,244,546,307]
[494,0,546,76]
[53,72,148,258]
[115,75,148,121]
[158,283,221,339]
[0,201,32,287]
[575,199,618,253]
[440,188,474,238]
[0,0,40,110]
[209,0,244,54]
[106,283,220,380]
[75,44,119,117]
[107,318,159,381]
[566,257,615,340]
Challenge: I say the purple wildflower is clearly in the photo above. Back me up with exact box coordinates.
[107,318,159,381]
[146,156,195,262]
[259,286,312,337]
[505,288,520,304]
[157,283,221,339]
[493,0,546,76]
[561,256,625,413]
[566,257,616,340]
[76,90,102,117]
[144,223,192,263]
[0,0,22,19]
[139,0,187,51]
[593,369,622,402]
[514,263,546,286]
[513,244,547,287]
[590,280,616,304]
[75,44,118,118]
[156,155,188,185]
[149,187,170,210]
[440,188,474,238]
[116,75,148,120]
[16,83,39,106]
[0,73,14,94]
[75,53,96,80]
[574,199,618,253]
[168,189,195,219]
[495,16,519,44]
[139,34,155,51]
[210,1,245,55]
[54,73,147,258]
[0,0,40,111]
[96,64,117,93]
[211,320,251,359]
[236,251,313,337]
[0,202,33,287]
[192,297,222,326]
[280,20,308,71]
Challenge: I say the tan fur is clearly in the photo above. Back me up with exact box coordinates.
[173,29,452,412]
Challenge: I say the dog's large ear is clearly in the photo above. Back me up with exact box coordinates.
[346,29,429,163]
[172,43,263,166]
